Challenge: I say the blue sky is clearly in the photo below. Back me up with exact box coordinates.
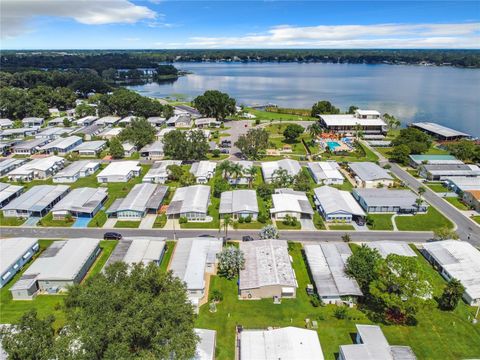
[1,1,479,49]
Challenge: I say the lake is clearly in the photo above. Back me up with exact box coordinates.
[128,62,480,136]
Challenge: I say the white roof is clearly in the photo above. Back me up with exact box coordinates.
[412,122,469,138]
[190,161,217,178]
[36,127,74,138]
[8,156,64,176]
[40,136,81,151]
[23,238,100,281]
[0,238,38,276]
[73,140,106,151]
[75,116,98,125]
[314,186,365,217]
[97,161,140,177]
[304,243,362,298]
[0,158,26,173]
[166,185,210,215]
[122,239,166,266]
[194,329,216,360]
[271,189,314,215]
[3,185,69,213]
[366,241,417,258]
[349,162,393,181]
[355,109,381,116]
[140,140,164,154]
[219,190,258,214]
[169,238,222,291]
[107,183,167,213]
[261,159,301,180]
[445,176,480,192]
[53,160,99,179]
[307,162,344,181]
[240,240,297,291]
[423,240,480,301]
[157,128,175,138]
[96,116,120,126]
[320,114,386,127]
[143,160,182,181]
[99,127,123,137]
[240,327,324,360]
[0,183,23,204]
[122,142,136,152]
[51,187,107,214]
[0,119,13,126]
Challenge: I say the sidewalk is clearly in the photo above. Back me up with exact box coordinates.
[103,218,117,228]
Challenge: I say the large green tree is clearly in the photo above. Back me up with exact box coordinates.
[389,144,411,165]
[311,100,340,117]
[391,127,432,154]
[119,118,156,149]
[163,130,209,161]
[192,90,236,120]
[345,244,383,293]
[283,123,304,142]
[438,278,465,310]
[109,137,124,159]
[235,128,269,160]
[447,140,480,162]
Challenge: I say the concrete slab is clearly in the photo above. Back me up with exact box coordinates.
[139,214,157,229]
[103,218,118,228]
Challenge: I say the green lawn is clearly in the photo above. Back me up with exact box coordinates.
[471,215,480,225]
[153,214,167,228]
[234,221,264,229]
[313,213,326,230]
[38,213,74,227]
[0,212,26,226]
[395,207,453,231]
[181,197,220,229]
[426,183,448,193]
[88,210,107,227]
[159,241,175,273]
[445,197,469,210]
[276,221,302,230]
[196,243,480,360]
[237,108,316,121]
[114,220,140,228]
[328,224,355,230]
[367,214,394,230]
[88,240,118,277]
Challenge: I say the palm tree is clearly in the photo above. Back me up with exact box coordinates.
[217,160,233,180]
[415,197,424,213]
[418,186,426,197]
[245,166,257,189]
[307,123,322,140]
[223,214,233,239]
[230,163,243,186]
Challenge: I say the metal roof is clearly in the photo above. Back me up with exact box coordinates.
[107,183,167,214]
[0,183,23,204]
[365,241,417,259]
[73,140,106,151]
[169,237,222,291]
[194,328,216,360]
[421,163,480,176]
[411,122,469,138]
[0,158,26,174]
[409,154,458,165]
[13,138,48,151]
[40,136,82,151]
[307,161,344,182]
[7,156,64,176]
[320,114,386,127]
[140,140,164,154]
[423,240,480,302]
[3,185,69,212]
[0,238,38,276]
[219,190,258,214]
[356,109,381,116]
[304,243,363,298]
[22,238,100,281]
[35,127,74,137]
[166,185,210,215]
[105,238,166,268]
[97,161,140,177]
[99,127,122,137]
[353,188,421,209]
[240,327,324,360]
[313,186,365,217]
[53,160,100,179]
[445,176,480,192]
[96,116,121,125]
[349,162,393,181]
[271,189,314,215]
[190,161,217,178]
[239,240,297,291]
[261,159,301,180]
[143,160,182,181]
[51,187,107,214]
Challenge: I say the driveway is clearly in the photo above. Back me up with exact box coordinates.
[103,218,117,228]
[299,218,315,231]
[139,214,157,229]
[21,217,41,227]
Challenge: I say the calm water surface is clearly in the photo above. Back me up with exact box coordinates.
[128,63,480,136]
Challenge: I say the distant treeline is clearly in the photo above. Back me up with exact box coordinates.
[2,49,480,68]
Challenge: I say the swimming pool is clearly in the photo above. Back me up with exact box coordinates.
[327,141,341,151]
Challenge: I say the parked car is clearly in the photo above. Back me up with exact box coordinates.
[242,235,254,242]
[104,232,122,240]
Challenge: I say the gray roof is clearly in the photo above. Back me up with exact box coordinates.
[365,241,417,258]
[349,162,393,181]
[0,183,24,204]
[51,187,107,214]
[104,238,166,268]
[0,158,26,173]
[53,160,100,179]
[340,324,416,360]
[421,163,480,176]
[194,328,216,360]
[21,238,100,281]
[166,185,210,215]
[190,161,216,178]
[40,136,82,151]
[13,138,48,151]
[107,183,167,214]
[143,160,182,181]
[219,190,258,214]
[140,140,164,154]
[240,240,297,291]
[307,161,343,182]
[313,186,365,216]
[304,243,362,298]
[36,127,74,138]
[445,176,480,192]
[261,159,301,180]
[353,188,421,210]
[169,237,222,291]
[3,185,69,213]
[73,124,102,136]
[7,156,64,176]
[0,238,38,276]
[73,140,106,151]
[412,122,469,138]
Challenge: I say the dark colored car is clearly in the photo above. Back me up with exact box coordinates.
[104,232,122,240]
[242,235,254,242]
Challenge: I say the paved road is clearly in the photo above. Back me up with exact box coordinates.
[0,226,433,243]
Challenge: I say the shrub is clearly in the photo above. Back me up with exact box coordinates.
[238,216,245,224]
[257,212,268,224]
[255,118,260,125]
[179,216,188,224]
[209,289,224,302]
[212,149,220,157]
[334,306,348,319]
[310,295,323,308]
[245,215,252,223]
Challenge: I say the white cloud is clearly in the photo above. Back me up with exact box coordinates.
[182,22,480,49]
[1,0,156,39]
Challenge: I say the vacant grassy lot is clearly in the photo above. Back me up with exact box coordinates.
[395,207,453,231]
[445,197,469,210]
[196,243,480,360]
[0,212,25,226]
[38,213,74,227]
[367,214,394,231]
[471,216,480,225]
[239,108,316,121]
[114,220,140,228]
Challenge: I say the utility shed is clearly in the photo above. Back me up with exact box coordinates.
[0,183,24,208]
[97,161,141,183]
[2,185,69,218]
[365,241,417,258]
[0,238,39,288]
[348,162,394,188]
[219,190,259,220]
[169,237,222,307]
[422,240,480,306]
[304,243,362,304]
[166,185,210,221]
[143,160,182,184]
[194,329,216,360]
[239,327,324,360]
[51,187,107,219]
[104,238,166,268]
[339,324,416,360]
[239,240,297,300]
[352,188,427,213]
[52,160,100,183]
[106,183,168,220]
[10,238,101,300]
[261,159,301,183]
[307,161,344,185]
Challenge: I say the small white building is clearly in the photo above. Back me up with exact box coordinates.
[270,188,314,220]
[190,161,217,184]
[219,190,259,220]
[0,238,39,288]
[0,127,40,140]
[53,160,100,183]
[307,161,344,185]
[7,156,65,181]
[261,159,301,183]
[239,327,324,360]
[73,140,107,157]
[143,160,182,184]
[0,118,13,129]
[348,162,394,188]
[40,135,83,155]
[75,116,98,127]
[97,161,141,183]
